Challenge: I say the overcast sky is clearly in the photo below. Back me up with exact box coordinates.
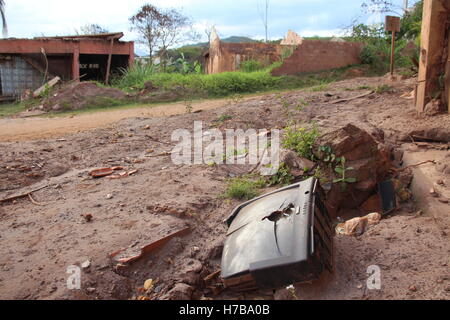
[3,0,417,54]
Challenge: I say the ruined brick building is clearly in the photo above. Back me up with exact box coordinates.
[204,29,363,76]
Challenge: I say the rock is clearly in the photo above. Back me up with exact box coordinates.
[81,260,91,271]
[106,194,113,200]
[429,188,439,198]
[314,124,390,216]
[162,283,193,300]
[361,194,382,213]
[86,287,96,293]
[424,99,443,116]
[408,285,417,292]
[143,279,154,291]
[336,212,381,236]
[281,150,316,176]
[83,213,93,222]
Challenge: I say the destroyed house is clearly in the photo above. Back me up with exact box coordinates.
[0,33,134,100]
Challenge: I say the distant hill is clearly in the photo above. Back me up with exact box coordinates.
[186,36,258,48]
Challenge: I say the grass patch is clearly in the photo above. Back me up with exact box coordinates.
[282,123,320,161]
[0,103,28,118]
[375,84,393,94]
[224,176,266,200]
[310,83,329,92]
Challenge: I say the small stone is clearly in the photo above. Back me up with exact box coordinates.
[81,260,91,270]
[357,284,363,289]
[106,194,113,199]
[436,179,444,186]
[409,285,417,292]
[83,213,93,222]
[144,279,154,291]
[86,287,96,293]
[429,188,439,197]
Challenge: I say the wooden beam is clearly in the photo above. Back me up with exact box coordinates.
[446,35,450,113]
[72,46,80,81]
[105,38,114,84]
[416,0,448,113]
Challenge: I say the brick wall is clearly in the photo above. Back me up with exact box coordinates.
[271,40,363,76]
[205,41,282,74]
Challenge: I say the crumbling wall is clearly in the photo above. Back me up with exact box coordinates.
[205,41,283,74]
[271,40,363,76]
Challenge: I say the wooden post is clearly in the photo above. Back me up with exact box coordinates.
[72,46,80,81]
[385,16,401,76]
[105,37,114,84]
[416,0,447,113]
[390,31,396,75]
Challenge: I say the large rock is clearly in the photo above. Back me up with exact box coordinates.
[314,124,391,216]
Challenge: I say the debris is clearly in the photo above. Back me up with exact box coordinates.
[28,193,47,206]
[331,91,374,104]
[392,179,412,202]
[378,180,397,214]
[33,76,61,98]
[143,279,154,291]
[221,178,333,291]
[161,283,193,300]
[82,213,93,222]
[81,260,91,270]
[110,227,191,264]
[90,168,114,178]
[203,270,221,283]
[0,185,50,204]
[396,160,436,173]
[424,99,442,116]
[336,212,382,236]
[429,188,439,198]
[280,150,316,177]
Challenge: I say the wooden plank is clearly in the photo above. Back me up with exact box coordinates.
[385,16,401,32]
[416,0,448,113]
[446,35,450,113]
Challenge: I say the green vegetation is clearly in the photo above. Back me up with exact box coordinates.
[224,176,265,200]
[333,156,357,190]
[375,84,393,94]
[239,60,265,73]
[282,123,319,161]
[351,1,423,74]
[267,163,295,186]
[0,103,28,117]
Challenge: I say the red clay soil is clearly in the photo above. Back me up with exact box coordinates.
[0,75,449,300]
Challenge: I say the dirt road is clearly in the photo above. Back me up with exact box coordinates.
[0,98,237,142]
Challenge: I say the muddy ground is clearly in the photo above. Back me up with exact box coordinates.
[0,76,449,300]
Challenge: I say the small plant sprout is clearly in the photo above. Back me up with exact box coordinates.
[333,156,357,190]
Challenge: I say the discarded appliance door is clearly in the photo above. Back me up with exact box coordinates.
[221,177,334,291]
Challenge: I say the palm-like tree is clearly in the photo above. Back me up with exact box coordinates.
[1,0,7,37]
